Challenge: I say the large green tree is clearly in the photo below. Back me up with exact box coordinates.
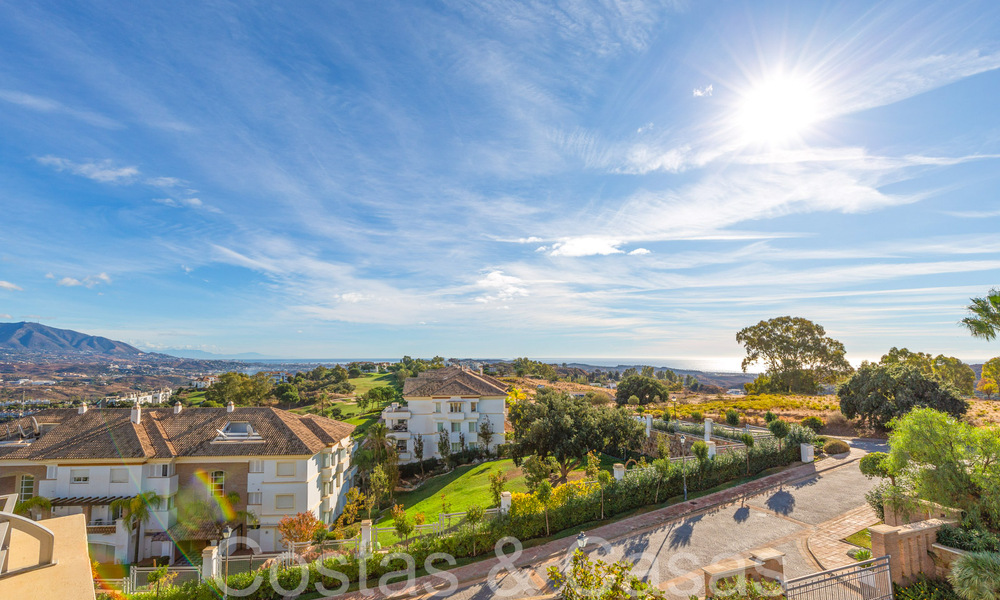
[880,348,976,396]
[511,389,644,480]
[962,288,1000,341]
[614,375,669,406]
[736,316,852,394]
[205,372,274,406]
[838,363,968,430]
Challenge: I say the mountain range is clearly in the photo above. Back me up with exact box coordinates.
[0,322,145,356]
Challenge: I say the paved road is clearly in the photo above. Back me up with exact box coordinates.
[423,441,885,600]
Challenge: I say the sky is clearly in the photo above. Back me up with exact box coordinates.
[2,0,1000,369]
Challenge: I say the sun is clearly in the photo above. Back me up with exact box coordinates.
[734,73,822,146]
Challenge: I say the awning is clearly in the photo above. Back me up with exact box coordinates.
[50,496,130,506]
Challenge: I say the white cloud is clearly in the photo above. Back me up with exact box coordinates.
[0,314,11,319]
[146,176,185,187]
[36,156,139,183]
[0,281,23,291]
[692,84,713,97]
[475,270,528,303]
[628,248,651,255]
[153,196,221,213]
[549,237,624,257]
[943,208,1000,218]
[55,273,111,288]
[153,198,178,206]
[0,89,120,128]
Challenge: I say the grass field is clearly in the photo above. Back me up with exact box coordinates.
[348,372,397,396]
[844,527,872,549]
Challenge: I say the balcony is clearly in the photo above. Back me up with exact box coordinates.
[321,466,334,482]
[86,519,117,535]
[390,422,409,432]
[144,474,178,498]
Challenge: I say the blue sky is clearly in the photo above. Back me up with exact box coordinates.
[2,0,1000,368]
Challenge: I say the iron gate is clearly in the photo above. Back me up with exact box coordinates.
[784,556,893,600]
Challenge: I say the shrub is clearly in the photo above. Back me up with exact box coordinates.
[865,483,889,521]
[785,424,816,447]
[895,577,962,600]
[859,451,891,480]
[725,409,741,427]
[690,411,703,422]
[801,416,824,432]
[938,525,1000,553]
[764,411,777,423]
[853,548,872,561]
[948,551,1000,600]
[823,439,850,455]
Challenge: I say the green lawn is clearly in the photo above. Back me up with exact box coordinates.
[348,373,397,396]
[180,391,206,405]
[346,413,379,439]
[844,527,872,549]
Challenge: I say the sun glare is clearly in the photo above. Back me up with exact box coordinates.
[735,74,821,145]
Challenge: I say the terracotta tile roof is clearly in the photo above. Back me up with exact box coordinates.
[0,407,354,461]
[403,366,508,397]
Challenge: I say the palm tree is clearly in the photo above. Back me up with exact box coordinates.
[365,423,391,465]
[948,551,1000,600]
[962,289,1000,341]
[111,491,162,565]
[14,496,51,519]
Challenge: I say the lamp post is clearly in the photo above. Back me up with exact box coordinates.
[576,531,588,551]
[221,525,233,600]
[680,435,688,501]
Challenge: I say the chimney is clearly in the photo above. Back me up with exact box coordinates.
[226,401,235,413]
[174,401,182,415]
[78,403,88,414]
[131,402,141,424]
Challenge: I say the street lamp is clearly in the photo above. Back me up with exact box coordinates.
[221,525,233,600]
[576,531,588,550]
[680,435,688,501]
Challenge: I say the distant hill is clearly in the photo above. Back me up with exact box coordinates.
[0,322,145,356]
[159,348,272,359]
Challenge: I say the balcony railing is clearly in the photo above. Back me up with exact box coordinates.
[0,494,56,579]
[390,423,408,432]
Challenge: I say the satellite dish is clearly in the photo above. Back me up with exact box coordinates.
[30,416,40,434]
[3,424,9,440]
[17,423,26,438]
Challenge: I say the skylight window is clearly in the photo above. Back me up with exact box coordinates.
[213,421,263,442]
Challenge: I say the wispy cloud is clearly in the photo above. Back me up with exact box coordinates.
[0,89,120,128]
[55,273,111,288]
[692,84,713,97]
[36,156,138,183]
[0,281,23,291]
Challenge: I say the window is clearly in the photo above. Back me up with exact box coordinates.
[210,471,224,496]
[249,459,264,473]
[395,440,407,452]
[165,495,175,510]
[449,402,463,413]
[247,492,262,505]
[451,422,460,433]
[111,504,123,520]
[436,422,444,432]
[276,462,295,477]
[451,442,461,452]
[149,464,170,478]
[110,468,128,483]
[71,469,89,484]
[434,402,441,413]
[223,421,253,437]
[275,494,295,510]
[468,422,476,433]
[18,475,34,501]
[470,402,478,413]
[45,466,57,480]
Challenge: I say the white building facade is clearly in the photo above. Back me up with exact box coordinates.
[382,367,507,463]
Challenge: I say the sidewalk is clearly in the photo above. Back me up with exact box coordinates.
[806,505,879,570]
[341,450,866,599]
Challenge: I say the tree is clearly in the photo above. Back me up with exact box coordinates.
[511,389,644,481]
[522,454,556,491]
[548,550,667,600]
[274,382,300,405]
[615,375,669,406]
[725,409,740,427]
[147,562,178,599]
[983,358,1000,395]
[390,503,414,544]
[859,451,893,484]
[979,378,998,400]
[962,289,1000,341]
[413,435,425,471]
[489,469,506,507]
[736,316,852,394]
[767,419,790,450]
[838,363,968,430]
[478,418,496,454]
[437,430,451,463]
[949,552,1000,600]
[536,480,553,537]
[111,491,162,565]
[277,512,325,549]
[13,495,51,519]
[367,465,389,518]
[740,433,755,475]
[364,423,392,466]
[584,450,601,480]
[881,348,976,396]
[359,386,396,413]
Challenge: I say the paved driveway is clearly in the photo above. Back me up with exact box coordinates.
[424,443,883,599]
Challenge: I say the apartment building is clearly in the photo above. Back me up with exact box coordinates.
[381,367,507,463]
[0,402,356,564]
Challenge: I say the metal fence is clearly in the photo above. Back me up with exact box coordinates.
[784,556,894,600]
[128,564,201,592]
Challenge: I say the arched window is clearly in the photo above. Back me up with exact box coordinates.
[18,474,34,500]
[210,471,224,497]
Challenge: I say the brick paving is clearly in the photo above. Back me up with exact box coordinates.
[806,505,880,570]
[336,451,869,599]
